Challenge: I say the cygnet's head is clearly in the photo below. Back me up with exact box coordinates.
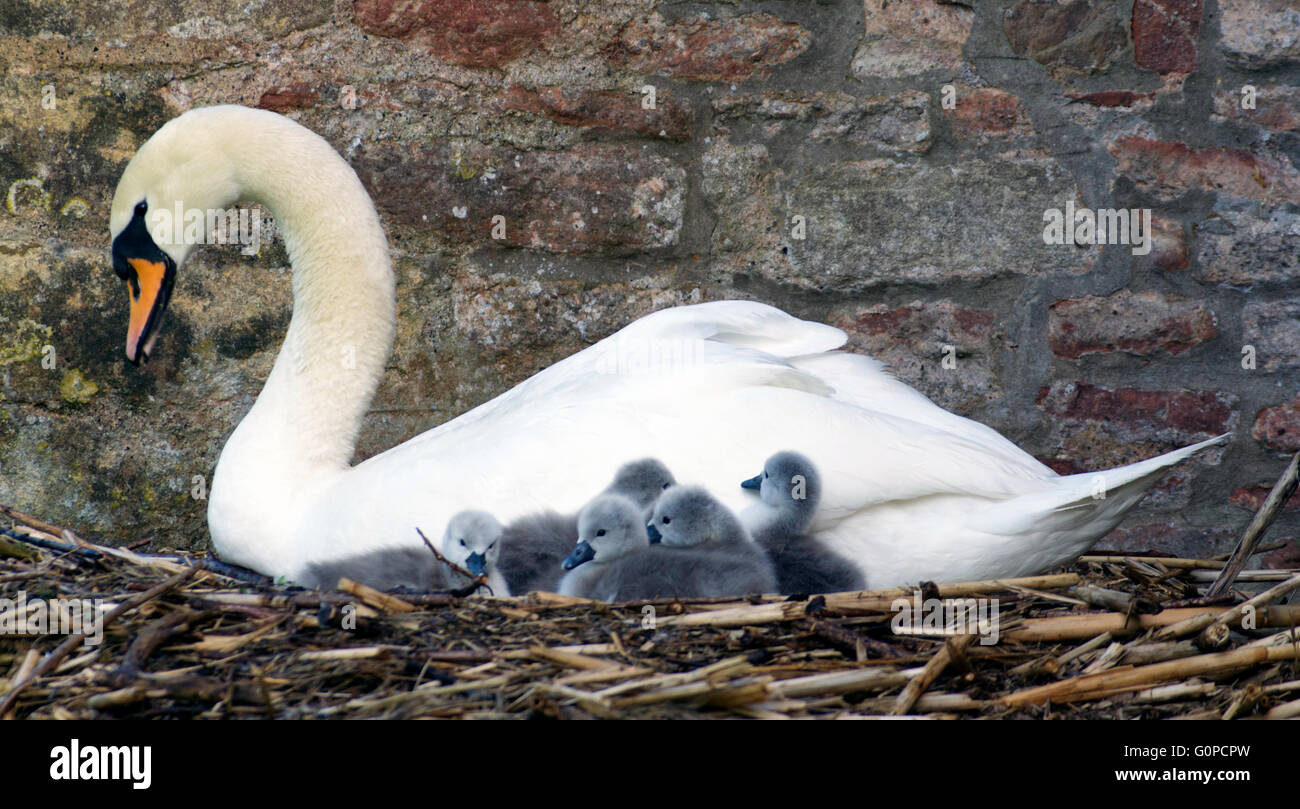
[646,485,747,548]
[741,451,822,519]
[441,510,504,576]
[605,458,677,509]
[564,495,647,570]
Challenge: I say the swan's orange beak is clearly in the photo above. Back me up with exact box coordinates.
[112,212,176,365]
[124,257,170,363]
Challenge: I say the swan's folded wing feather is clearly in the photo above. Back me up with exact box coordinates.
[792,351,1056,483]
[613,300,847,358]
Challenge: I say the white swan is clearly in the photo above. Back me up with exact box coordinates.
[108,105,1227,589]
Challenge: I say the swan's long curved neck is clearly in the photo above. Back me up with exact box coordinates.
[207,116,395,570]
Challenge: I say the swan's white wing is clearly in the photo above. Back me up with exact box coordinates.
[613,300,848,357]
[791,351,1056,483]
[297,302,1059,570]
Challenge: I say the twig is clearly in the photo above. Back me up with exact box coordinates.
[337,578,417,614]
[1208,451,1300,597]
[1068,584,1161,615]
[416,527,489,596]
[1196,571,1300,649]
[822,574,1078,613]
[890,634,974,715]
[769,666,915,699]
[1056,632,1113,666]
[0,504,66,537]
[1079,555,1224,569]
[656,600,808,627]
[999,643,1300,707]
[0,526,267,583]
[1004,605,1300,643]
[0,564,200,717]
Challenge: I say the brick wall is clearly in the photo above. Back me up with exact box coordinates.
[0,0,1295,567]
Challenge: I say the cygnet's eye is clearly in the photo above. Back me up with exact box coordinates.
[764,471,769,479]
[661,516,670,525]
[134,200,147,217]
[662,482,670,490]
[596,529,606,537]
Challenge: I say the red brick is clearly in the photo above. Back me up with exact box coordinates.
[839,301,995,340]
[1065,90,1156,107]
[257,83,318,111]
[1048,290,1215,359]
[1149,215,1188,271]
[1253,396,1300,453]
[1262,539,1300,570]
[353,0,558,68]
[853,0,973,78]
[357,142,684,254]
[944,87,1034,137]
[1038,382,1234,437]
[603,13,810,82]
[833,300,1002,411]
[1229,485,1300,512]
[1132,0,1202,74]
[502,86,693,141]
[1094,523,1236,558]
[1212,85,1300,133]
[1108,136,1300,205]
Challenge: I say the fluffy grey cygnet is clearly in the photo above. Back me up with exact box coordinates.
[300,510,505,593]
[498,458,677,594]
[557,495,651,601]
[560,489,776,601]
[741,450,863,595]
[646,485,753,550]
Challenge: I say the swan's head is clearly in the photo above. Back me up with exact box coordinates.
[741,451,822,514]
[108,107,255,364]
[564,495,646,570]
[605,458,677,509]
[441,510,503,577]
[647,485,747,548]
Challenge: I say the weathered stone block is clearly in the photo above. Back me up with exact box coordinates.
[1048,290,1216,359]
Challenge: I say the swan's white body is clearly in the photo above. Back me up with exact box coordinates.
[109,106,1227,589]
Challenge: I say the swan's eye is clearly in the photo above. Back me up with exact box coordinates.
[134,200,147,217]
[661,516,670,525]
[459,538,466,547]
[596,529,606,537]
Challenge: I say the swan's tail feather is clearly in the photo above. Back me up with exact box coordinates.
[1052,432,1230,514]
[978,433,1229,538]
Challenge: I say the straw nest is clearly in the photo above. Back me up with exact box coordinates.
[1,452,1298,721]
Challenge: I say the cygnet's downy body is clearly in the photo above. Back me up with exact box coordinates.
[559,486,776,601]
[557,495,652,601]
[300,510,507,594]
[741,451,864,595]
[498,458,676,594]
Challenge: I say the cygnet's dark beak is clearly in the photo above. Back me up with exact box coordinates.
[465,552,486,576]
[740,473,762,491]
[646,523,662,543]
[563,541,596,570]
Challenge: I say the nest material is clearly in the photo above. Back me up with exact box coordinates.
[1,489,1298,720]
